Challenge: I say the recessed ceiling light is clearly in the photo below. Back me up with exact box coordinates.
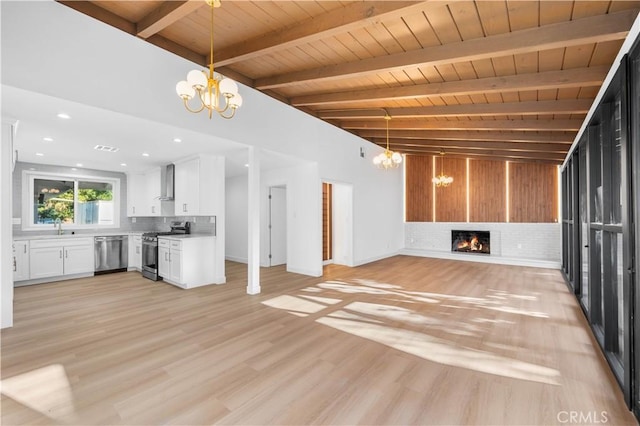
[76,163,83,167]
[142,153,149,157]
[71,168,77,171]
[43,137,54,142]
[120,163,127,167]
[57,113,71,119]
[244,163,249,167]
[173,138,182,143]
[35,152,44,156]
[29,167,37,171]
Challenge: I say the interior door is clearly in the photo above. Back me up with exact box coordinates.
[269,187,287,266]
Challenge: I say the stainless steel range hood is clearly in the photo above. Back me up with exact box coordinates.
[159,164,175,201]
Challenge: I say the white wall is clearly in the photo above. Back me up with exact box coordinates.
[2,1,404,279]
[403,222,561,268]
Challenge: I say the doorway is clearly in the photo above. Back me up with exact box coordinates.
[323,182,353,267]
[268,186,287,267]
[322,183,332,263]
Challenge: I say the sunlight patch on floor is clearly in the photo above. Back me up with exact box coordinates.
[261,278,558,385]
[262,294,327,315]
[317,316,560,386]
[1,364,77,422]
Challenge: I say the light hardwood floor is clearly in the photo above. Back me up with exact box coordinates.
[1,256,636,425]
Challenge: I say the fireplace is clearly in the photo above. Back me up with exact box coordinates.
[451,230,490,255]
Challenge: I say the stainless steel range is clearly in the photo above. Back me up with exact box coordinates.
[142,221,190,281]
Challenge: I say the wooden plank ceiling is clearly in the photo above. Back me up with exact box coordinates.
[58,0,640,164]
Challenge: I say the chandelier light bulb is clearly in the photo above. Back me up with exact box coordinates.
[187,70,208,90]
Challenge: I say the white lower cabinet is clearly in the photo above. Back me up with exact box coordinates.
[29,238,94,280]
[158,236,215,288]
[29,246,64,279]
[128,235,142,270]
[13,240,29,281]
[64,244,94,275]
[158,244,170,280]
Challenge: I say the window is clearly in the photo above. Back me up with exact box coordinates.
[25,171,120,229]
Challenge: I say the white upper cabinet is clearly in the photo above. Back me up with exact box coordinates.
[126,172,145,217]
[127,167,164,217]
[146,168,161,216]
[174,155,224,216]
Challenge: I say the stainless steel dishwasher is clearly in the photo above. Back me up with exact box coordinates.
[94,236,128,274]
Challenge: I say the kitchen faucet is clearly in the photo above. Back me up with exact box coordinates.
[54,218,64,235]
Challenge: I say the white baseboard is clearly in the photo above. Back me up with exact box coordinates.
[399,248,561,269]
[225,255,247,264]
[14,272,95,287]
[287,266,323,277]
[352,251,400,267]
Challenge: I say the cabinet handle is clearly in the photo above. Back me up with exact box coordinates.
[13,257,16,272]
[133,206,136,214]
[169,252,171,262]
[23,245,26,254]
[183,203,187,212]
[152,206,155,214]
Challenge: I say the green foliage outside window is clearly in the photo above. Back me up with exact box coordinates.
[36,185,113,224]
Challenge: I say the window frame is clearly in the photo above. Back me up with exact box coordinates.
[22,170,121,231]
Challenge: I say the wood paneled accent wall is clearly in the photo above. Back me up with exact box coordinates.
[405,155,558,223]
[509,163,559,223]
[435,157,467,222]
[469,159,506,222]
[322,182,332,261]
[405,155,432,222]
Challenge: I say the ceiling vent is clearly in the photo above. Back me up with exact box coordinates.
[94,144,120,153]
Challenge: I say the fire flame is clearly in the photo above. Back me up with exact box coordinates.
[458,236,482,251]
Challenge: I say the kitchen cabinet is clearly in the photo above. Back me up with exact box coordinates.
[13,240,30,281]
[127,168,163,217]
[158,242,170,280]
[128,235,142,270]
[127,173,145,217]
[146,168,162,216]
[29,238,94,280]
[174,155,224,216]
[158,236,215,288]
[158,239,182,283]
[64,244,94,275]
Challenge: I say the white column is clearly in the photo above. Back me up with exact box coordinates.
[1,119,16,328]
[247,146,261,295]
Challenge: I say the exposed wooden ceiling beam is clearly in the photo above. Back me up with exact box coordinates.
[291,66,608,106]
[137,1,203,39]
[345,119,582,131]
[214,1,432,67]
[403,150,563,164]
[355,130,575,143]
[384,146,564,163]
[256,9,637,89]
[317,99,593,119]
[370,139,569,153]
[57,1,135,34]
